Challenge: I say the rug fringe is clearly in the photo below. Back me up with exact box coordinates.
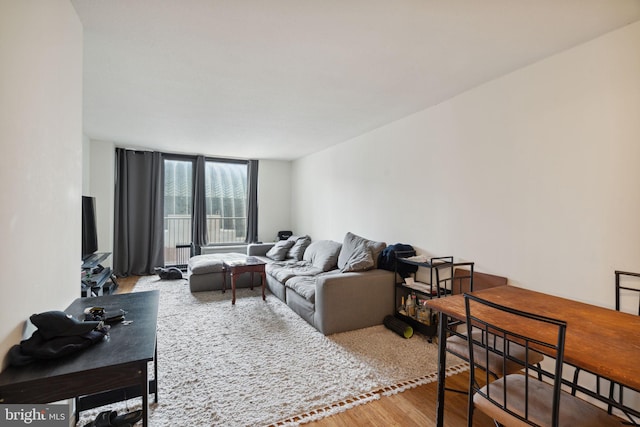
[267,391,380,427]
[266,363,469,427]
[378,362,469,397]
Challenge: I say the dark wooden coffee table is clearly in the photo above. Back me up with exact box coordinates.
[0,290,159,427]
[223,257,267,305]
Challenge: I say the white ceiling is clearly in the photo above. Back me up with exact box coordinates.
[72,0,640,161]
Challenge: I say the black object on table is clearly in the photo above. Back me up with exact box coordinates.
[0,290,159,427]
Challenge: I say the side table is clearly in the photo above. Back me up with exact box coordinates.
[0,291,159,427]
[223,257,267,305]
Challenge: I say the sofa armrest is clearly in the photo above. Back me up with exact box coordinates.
[314,269,395,335]
[247,243,275,257]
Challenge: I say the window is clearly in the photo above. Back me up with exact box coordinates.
[204,160,248,243]
[163,157,252,266]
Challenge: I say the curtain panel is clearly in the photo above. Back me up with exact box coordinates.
[246,159,259,243]
[191,155,208,253]
[113,148,164,276]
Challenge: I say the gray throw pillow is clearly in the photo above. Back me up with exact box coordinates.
[368,240,386,268]
[337,232,386,270]
[266,239,295,261]
[303,240,342,271]
[286,235,312,261]
[341,240,375,272]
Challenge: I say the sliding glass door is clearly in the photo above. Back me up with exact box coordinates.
[164,159,193,266]
[163,157,250,267]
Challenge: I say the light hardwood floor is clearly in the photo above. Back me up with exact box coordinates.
[117,275,494,426]
[113,275,138,294]
[304,371,494,427]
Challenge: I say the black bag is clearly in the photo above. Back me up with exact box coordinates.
[277,230,293,240]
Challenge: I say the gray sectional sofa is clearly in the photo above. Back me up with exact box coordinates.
[186,232,395,335]
[248,233,395,335]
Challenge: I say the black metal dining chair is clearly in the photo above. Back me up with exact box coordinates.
[464,293,623,427]
[445,269,543,393]
[615,270,640,315]
[609,271,640,423]
[570,270,640,424]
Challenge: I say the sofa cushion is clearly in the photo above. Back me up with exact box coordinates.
[266,239,295,261]
[266,261,323,283]
[286,235,312,261]
[303,240,342,272]
[188,255,222,274]
[188,253,248,274]
[368,241,386,269]
[337,232,386,270]
[341,240,375,272]
[284,275,316,303]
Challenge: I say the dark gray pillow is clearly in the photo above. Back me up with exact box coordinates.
[266,239,295,261]
[286,235,312,261]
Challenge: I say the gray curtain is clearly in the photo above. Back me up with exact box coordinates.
[246,159,259,243]
[191,155,208,254]
[113,149,164,276]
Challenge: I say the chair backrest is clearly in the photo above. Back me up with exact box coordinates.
[615,270,640,315]
[464,293,567,426]
[451,268,507,295]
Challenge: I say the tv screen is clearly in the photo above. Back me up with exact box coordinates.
[82,196,98,260]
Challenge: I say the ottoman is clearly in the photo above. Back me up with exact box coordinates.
[187,253,261,292]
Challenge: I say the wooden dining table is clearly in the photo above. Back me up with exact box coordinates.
[426,285,640,427]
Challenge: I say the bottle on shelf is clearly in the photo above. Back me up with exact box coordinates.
[406,293,416,317]
[398,296,407,315]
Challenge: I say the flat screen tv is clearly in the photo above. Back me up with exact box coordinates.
[82,196,98,260]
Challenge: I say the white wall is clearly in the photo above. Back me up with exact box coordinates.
[82,134,91,194]
[0,0,83,369]
[292,21,640,307]
[88,140,116,265]
[257,159,292,242]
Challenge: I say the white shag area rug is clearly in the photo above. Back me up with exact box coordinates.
[78,276,466,427]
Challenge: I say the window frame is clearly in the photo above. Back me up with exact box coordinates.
[162,153,253,248]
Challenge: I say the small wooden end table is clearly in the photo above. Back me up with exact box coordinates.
[223,257,267,305]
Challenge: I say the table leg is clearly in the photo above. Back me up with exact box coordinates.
[261,271,266,301]
[222,268,227,293]
[154,339,158,403]
[435,311,447,427]
[141,362,149,427]
[250,272,254,290]
[231,270,237,305]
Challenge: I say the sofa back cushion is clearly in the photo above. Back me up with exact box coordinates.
[303,240,342,271]
[341,240,375,272]
[266,239,295,261]
[337,232,387,271]
[286,235,312,261]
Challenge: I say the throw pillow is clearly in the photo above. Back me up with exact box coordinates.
[266,239,295,261]
[286,235,312,261]
[341,240,375,272]
[337,232,386,270]
[303,240,342,271]
[368,240,386,269]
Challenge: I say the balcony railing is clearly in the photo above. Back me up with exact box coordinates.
[164,214,246,265]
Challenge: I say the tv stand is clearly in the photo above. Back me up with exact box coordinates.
[81,252,118,297]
